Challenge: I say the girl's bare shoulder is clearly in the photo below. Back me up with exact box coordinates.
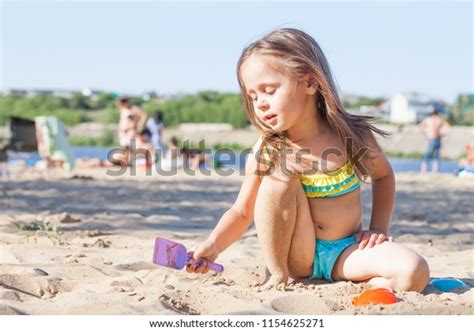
[245,137,269,178]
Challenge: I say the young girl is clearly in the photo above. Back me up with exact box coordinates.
[186,28,430,292]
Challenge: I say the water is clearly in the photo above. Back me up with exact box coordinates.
[387,158,458,173]
[208,149,460,173]
[8,146,460,174]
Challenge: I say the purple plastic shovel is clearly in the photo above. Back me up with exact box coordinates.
[152,237,224,273]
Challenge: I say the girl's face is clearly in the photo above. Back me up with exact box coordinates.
[240,54,315,133]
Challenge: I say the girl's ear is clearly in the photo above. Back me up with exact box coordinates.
[304,74,318,95]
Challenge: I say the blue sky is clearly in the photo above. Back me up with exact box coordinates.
[1,0,472,103]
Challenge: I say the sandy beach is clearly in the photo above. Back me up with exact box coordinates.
[0,167,472,315]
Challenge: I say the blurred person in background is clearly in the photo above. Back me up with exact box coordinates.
[419,109,451,173]
[146,111,165,160]
[117,97,147,148]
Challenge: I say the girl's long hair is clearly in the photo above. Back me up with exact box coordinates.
[236,28,389,179]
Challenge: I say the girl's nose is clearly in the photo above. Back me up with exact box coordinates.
[257,98,269,111]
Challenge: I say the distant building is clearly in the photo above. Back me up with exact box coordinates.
[2,88,105,99]
[378,100,391,121]
[53,90,74,99]
[389,92,446,124]
[81,88,103,100]
[4,88,33,96]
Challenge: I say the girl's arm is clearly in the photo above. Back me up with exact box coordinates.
[368,150,395,235]
[357,139,396,249]
[207,141,264,253]
[187,140,266,273]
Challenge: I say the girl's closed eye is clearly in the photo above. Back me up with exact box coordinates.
[248,88,276,102]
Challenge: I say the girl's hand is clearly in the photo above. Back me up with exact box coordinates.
[355,230,393,249]
[185,240,220,274]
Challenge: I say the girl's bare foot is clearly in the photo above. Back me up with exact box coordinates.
[259,269,288,291]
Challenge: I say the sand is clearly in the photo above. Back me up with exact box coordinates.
[0,167,473,315]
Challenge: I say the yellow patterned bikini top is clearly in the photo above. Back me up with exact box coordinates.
[258,142,360,198]
[299,161,360,198]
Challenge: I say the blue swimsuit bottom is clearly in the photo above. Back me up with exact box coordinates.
[309,235,357,282]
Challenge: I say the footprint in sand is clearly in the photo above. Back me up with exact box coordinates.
[110,277,145,288]
[159,292,200,315]
[114,261,157,272]
[64,253,87,264]
[0,274,74,299]
[0,289,22,302]
[0,304,25,315]
[271,294,340,314]
[82,239,111,248]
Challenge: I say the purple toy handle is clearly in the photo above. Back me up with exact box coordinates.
[186,253,224,273]
[152,237,224,273]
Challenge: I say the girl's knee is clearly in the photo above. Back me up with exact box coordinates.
[397,255,430,292]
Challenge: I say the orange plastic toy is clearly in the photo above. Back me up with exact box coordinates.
[352,288,398,306]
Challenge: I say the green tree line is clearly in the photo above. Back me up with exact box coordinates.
[449,94,474,126]
[1,91,471,128]
[0,91,249,128]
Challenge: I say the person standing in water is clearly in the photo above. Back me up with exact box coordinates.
[418,109,451,173]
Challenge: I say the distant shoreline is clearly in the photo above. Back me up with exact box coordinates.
[1,122,471,160]
[67,123,471,160]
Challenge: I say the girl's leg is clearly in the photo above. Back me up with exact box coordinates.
[254,171,315,289]
[332,241,430,292]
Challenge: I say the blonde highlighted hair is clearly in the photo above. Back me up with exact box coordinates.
[236,28,389,179]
